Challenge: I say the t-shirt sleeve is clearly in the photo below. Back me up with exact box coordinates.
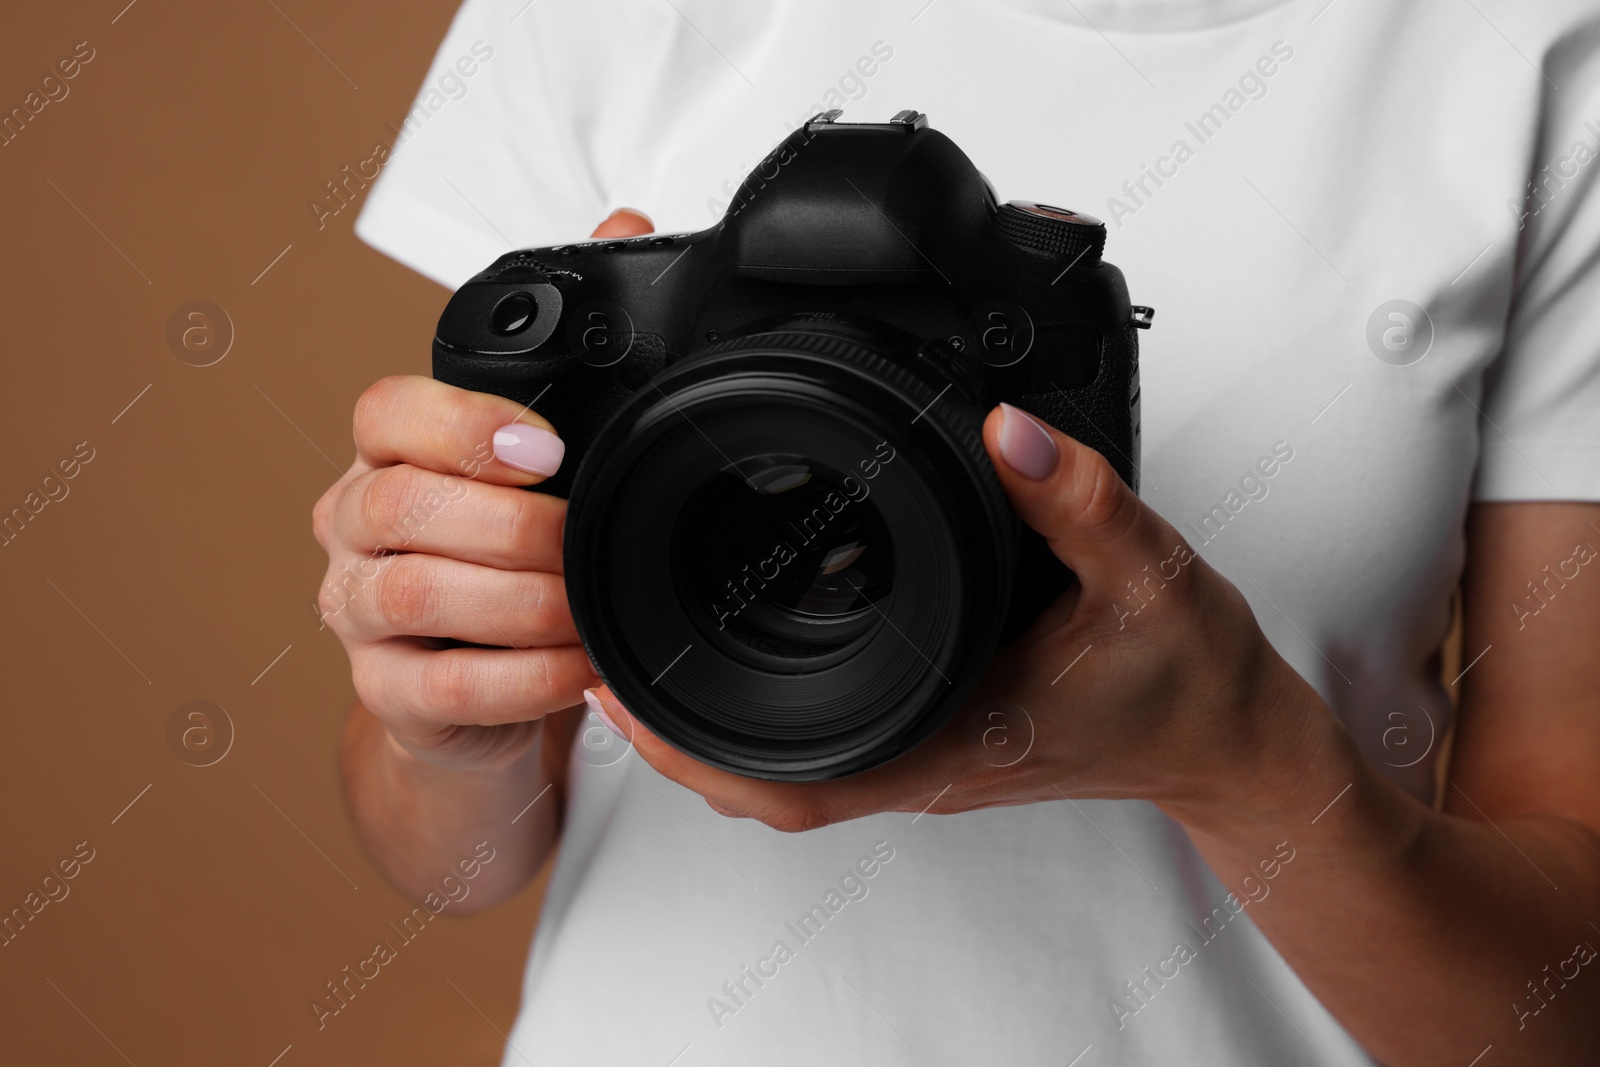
[1473,33,1600,502]
[353,0,663,289]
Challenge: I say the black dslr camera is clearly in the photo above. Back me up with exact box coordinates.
[434,110,1150,781]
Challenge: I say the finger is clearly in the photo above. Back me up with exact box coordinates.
[352,375,566,486]
[590,208,654,238]
[335,464,565,572]
[339,552,577,646]
[587,687,960,831]
[312,462,372,553]
[353,638,598,727]
[586,688,835,831]
[983,403,1180,592]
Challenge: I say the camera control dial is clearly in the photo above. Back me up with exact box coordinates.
[996,201,1106,265]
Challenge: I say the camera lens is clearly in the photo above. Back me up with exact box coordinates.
[564,324,1020,780]
[674,454,895,658]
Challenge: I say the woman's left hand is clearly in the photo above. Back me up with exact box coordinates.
[587,403,1333,831]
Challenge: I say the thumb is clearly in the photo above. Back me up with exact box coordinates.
[590,207,654,238]
[982,403,1178,591]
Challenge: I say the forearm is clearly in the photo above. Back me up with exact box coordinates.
[1165,684,1600,1067]
[338,700,559,912]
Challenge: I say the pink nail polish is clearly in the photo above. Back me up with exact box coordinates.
[493,423,564,476]
[997,403,1059,481]
[584,688,624,739]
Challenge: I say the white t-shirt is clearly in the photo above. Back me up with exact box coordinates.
[355,1,1600,1063]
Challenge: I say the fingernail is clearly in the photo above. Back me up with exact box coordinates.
[997,403,1059,481]
[584,688,623,739]
[493,422,564,476]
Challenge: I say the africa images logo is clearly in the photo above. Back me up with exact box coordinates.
[709,441,897,631]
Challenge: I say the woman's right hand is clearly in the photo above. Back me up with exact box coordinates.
[312,374,600,772]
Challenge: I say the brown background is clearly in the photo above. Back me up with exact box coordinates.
[0,2,549,1064]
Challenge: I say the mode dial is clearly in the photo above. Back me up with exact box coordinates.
[995,201,1106,265]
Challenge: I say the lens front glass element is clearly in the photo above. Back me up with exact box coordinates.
[675,454,894,656]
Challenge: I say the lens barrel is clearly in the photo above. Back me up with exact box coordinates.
[564,325,1018,780]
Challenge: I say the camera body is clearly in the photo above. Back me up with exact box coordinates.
[434,110,1149,780]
